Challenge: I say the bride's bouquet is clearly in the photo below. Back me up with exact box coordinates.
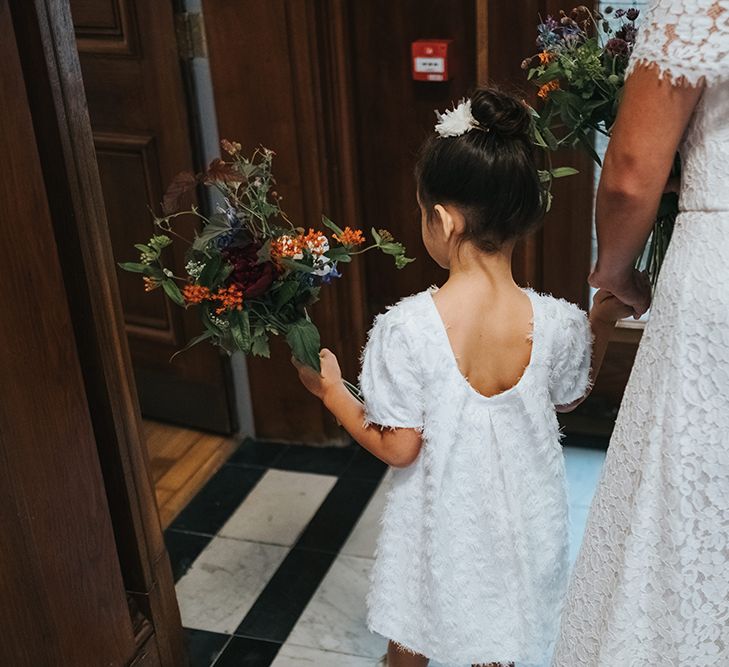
[120,142,413,370]
[523,5,678,286]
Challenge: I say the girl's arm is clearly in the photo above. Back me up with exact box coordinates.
[294,349,423,467]
[590,65,703,316]
[556,290,633,413]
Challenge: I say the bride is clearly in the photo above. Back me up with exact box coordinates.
[553,1,729,665]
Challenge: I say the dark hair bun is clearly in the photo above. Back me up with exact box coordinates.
[470,87,531,138]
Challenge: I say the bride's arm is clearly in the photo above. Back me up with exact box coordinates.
[589,66,703,316]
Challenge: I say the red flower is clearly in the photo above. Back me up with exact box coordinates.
[223,244,276,298]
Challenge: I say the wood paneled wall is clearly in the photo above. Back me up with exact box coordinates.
[202,0,596,441]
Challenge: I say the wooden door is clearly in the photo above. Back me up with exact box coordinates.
[202,0,368,443]
[69,0,236,433]
[2,1,185,664]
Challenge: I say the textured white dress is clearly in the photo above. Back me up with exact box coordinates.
[359,288,592,666]
[553,2,729,665]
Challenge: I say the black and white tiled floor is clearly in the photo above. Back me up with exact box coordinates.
[164,436,607,667]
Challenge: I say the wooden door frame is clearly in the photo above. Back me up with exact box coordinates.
[9,0,186,663]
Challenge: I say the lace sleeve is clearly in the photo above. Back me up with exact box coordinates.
[627,0,729,86]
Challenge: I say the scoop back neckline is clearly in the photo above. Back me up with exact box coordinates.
[424,287,537,404]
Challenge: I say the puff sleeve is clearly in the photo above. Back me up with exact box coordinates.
[549,301,593,407]
[359,311,424,430]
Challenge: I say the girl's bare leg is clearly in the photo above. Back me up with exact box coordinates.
[386,640,428,667]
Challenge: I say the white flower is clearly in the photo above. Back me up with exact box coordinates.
[185,260,204,278]
[434,98,478,138]
[312,256,333,276]
[163,268,174,278]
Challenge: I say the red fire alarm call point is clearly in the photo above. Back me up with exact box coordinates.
[411,39,453,82]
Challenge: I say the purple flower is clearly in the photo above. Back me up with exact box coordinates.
[606,37,629,56]
[616,25,637,43]
[626,8,640,21]
[614,8,626,18]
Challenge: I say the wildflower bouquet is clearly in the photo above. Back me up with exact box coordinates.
[120,143,413,372]
[523,6,678,286]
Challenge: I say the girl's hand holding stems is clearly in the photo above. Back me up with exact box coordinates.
[293,350,423,468]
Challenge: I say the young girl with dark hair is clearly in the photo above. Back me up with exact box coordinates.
[294,87,629,667]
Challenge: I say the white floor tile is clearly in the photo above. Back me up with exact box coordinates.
[287,554,386,659]
[272,644,376,666]
[218,469,337,546]
[175,536,287,634]
[341,474,390,558]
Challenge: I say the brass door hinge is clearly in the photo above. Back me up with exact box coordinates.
[175,12,207,59]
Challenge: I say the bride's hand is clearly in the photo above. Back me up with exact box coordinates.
[589,268,651,319]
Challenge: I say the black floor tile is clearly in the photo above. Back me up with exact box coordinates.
[185,628,229,667]
[273,443,357,476]
[165,530,212,582]
[227,438,288,469]
[295,476,379,553]
[341,445,389,481]
[234,547,335,643]
[171,465,265,535]
[213,636,280,667]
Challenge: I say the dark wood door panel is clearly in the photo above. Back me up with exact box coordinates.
[70,0,235,432]
[73,0,138,54]
[349,0,477,316]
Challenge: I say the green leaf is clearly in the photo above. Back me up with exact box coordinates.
[134,244,153,254]
[370,227,382,244]
[170,330,216,361]
[541,126,559,151]
[216,262,233,285]
[143,265,166,280]
[321,215,344,237]
[325,246,352,263]
[162,280,185,306]
[286,319,321,371]
[198,253,222,287]
[192,213,232,251]
[274,281,299,309]
[379,242,406,256]
[118,261,148,273]
[279,258,315,274]
[200,304,221,334]
[550,166,579,179]
[230,310,251,352]
[251,329,271,358]
[532,126,549,149]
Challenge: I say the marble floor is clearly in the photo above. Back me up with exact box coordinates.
[165,436,607,667]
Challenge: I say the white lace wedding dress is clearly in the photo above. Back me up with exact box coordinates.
[553,1,729,665]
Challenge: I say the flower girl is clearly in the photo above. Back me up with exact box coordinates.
[295,87,629,667]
